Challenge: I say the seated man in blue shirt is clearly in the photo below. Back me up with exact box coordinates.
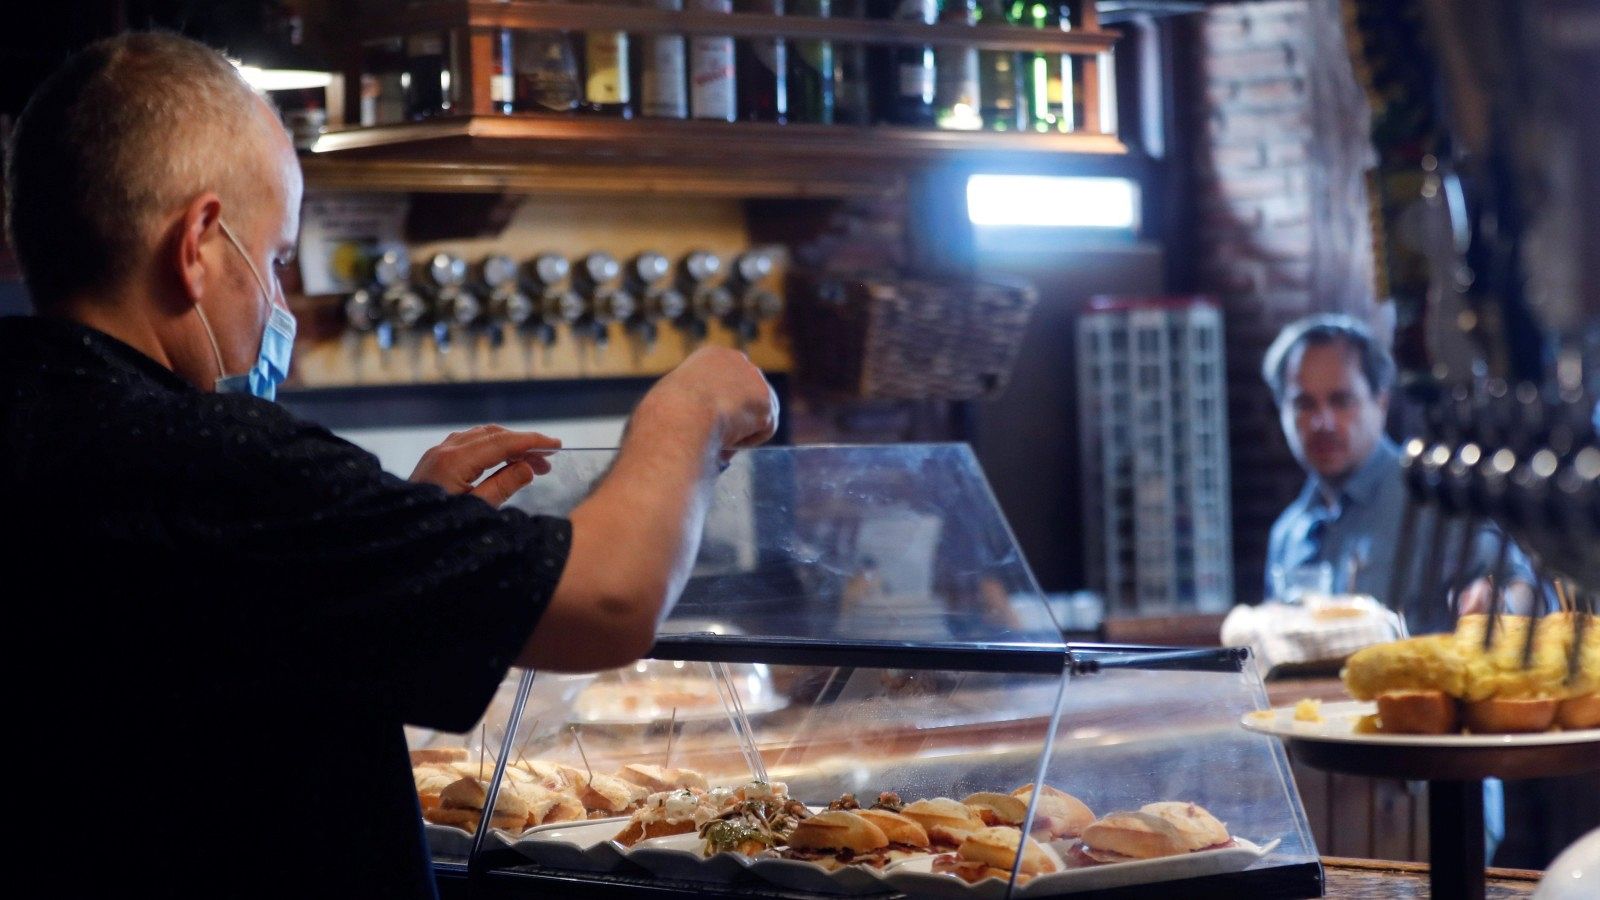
[1261,315,1534,635]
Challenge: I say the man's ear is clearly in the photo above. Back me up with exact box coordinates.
[173,193,225,306]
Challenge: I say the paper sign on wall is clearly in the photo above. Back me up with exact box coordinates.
[297,193,409,296]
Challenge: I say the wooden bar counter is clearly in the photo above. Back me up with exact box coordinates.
[1321,858,1540,898]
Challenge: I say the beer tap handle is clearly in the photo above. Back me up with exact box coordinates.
[1385,438,1429,623]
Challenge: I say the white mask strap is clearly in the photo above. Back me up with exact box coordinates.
[193,303,229,383]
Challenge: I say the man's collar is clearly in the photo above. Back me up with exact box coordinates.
[1308,437,1399,509]
[0,315,196,395]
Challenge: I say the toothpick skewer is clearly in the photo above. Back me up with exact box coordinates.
[1553,578,1573,614]
[1520,573,1550,669]
[480,724,487,782]
[665,707,678,769]
[511,718,541,772]
[570,724,594,786]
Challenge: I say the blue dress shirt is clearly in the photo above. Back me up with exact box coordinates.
[1265,437,1535,635]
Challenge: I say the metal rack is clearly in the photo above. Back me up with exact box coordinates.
[1077,297,1233,615]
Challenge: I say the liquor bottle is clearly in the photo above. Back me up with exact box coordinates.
[1093,47,1116,135]
[688,0,737,121]
[641,0,689,118]
[1058,0,1077,132]
[1012,0,1062,131]
[736,0,788,122]
[831,0,871,125]
[362,38,408,125]
[788,0,835,124]
[584,1,634,117]
[491,29,515,114]
[935,0,981,130]
[886,0,938,126]
[976,0,1023,130]
[514,26,582,113]
[403,33,451,120]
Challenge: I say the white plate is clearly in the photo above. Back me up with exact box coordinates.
[1241,700,1600,747]
[506,816,631,872]
[422,821,514,859]
[626,833,757,883]
[748,853,915,895]
[883,838,1280,898]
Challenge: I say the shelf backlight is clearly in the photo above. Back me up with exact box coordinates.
[967,174,1139,230]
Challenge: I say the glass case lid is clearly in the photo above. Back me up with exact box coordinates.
[505,443,1066,670]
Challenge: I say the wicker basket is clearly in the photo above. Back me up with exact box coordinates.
[786,272,1039,401]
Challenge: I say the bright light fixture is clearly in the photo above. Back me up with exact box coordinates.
[966,174,1140,229]
[232,62,334,92]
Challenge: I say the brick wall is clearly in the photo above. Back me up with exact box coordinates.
[1187,0,1382,603]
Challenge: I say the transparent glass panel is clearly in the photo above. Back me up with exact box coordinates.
[1036,654,1318,879]
[504,444,1065,649]
[407,668,593,865]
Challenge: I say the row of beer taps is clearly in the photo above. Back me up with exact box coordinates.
[342,247,785,353]
[1388,370,1598,665]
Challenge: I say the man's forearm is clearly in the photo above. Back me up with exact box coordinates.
[575,389,724,617]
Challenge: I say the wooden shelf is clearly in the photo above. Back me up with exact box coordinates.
[360,1,1120,54]
[312,114,1125,160]
[298,154,904,198]
[306,115,1126,196]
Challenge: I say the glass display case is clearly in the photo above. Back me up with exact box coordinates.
[407,444,1322,898]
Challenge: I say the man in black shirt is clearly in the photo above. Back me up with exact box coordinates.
[1,32,777,896]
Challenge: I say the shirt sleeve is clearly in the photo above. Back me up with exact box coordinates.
[166,398,574,733]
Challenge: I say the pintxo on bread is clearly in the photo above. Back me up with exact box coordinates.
[930,825,1064,885]
[1341,613,1599,734]
[1065,802,1233,867]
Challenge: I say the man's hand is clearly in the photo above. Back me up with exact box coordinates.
[1455,577,1537,616]
[409,425,560,507]
[649,346,779,464]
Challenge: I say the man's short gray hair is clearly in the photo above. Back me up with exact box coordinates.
[1261,314,1396,405]
[4,31,280,309]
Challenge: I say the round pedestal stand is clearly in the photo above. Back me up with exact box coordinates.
[1287,738,1600,900]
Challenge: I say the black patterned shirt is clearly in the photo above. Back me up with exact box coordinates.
[0,315,571,897]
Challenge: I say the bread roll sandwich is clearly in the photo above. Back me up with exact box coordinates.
[512,759,589,792]
[580,773,650,818]
[1072,811,1189,864]
[856,809,929,847]
[423,777,531,834]
[930,826,1062,885]
[1139,802,1231,851]
[409,747,469,766]
[1011,784,1095,840]
[963,792,1027,827]
[518,782,586,827]
[414,765,463,812]
[902,797,986,848]
[613,763,710,794]
[780,810,891,871]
